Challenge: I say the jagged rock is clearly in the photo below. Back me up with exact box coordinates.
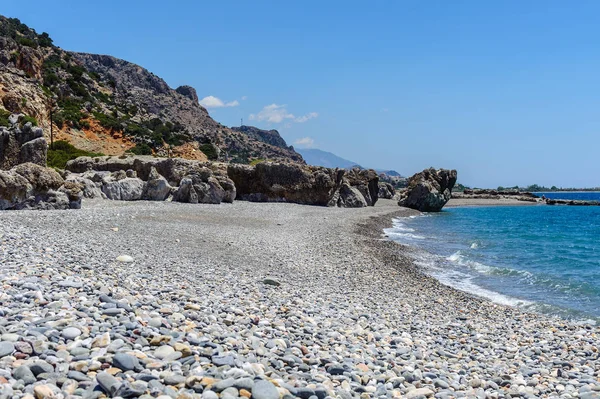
[378,182,395,199]
[227,162,378,208]
[66,156,211,186]
[65,174,104,199]
[102,177,145,201]
[231,126,290,149]
[142,167,172,201]
[19,137,47,166]
[398,168,457,212]
[0,163,81,210]
[172,167,235,204]
[333,183,368,208]
[175,85,199,103]
[345,168,379,206]
[172,178,197,204]
[66,156,234,204]
[0,117,47,169]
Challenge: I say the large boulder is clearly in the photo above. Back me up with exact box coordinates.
[378,182,395,199]
[0,115,47,169]
[102,177,145,201]
[172,166,235,204]
[227,162,378,208]
[398,168,457,212]
[142,167,172,201]
[0,163,81,210]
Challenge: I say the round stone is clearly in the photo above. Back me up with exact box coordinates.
[0,342,15,358]
[62,327,82,340]
[252,380,279,399]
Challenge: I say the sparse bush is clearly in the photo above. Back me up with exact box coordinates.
[17,37,37,48]
[47,140,104,169]
[0,109,10,127]
[21,115,37,126]
[199,143,218,160]
[129,143,153,155]
[92,111,122,131]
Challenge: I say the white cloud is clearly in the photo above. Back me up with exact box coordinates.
[249,104,318,124]
[294,137,315,148]
[199,95,239,109]
[241,96,248,100]
[295,112,318,123]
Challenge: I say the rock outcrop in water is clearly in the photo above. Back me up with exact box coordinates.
[65,155,235,204]
[397,168,457,212]
[227,163,378,207]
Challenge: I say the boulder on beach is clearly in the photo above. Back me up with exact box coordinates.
[66,155,236,204]
[227,162,378,208]
[378,182,395,199]
[397,167,457,212]
[0,163,82,210]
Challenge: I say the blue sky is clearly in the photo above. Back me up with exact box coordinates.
[3,1,600,187]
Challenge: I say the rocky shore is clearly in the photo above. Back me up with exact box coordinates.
[0,200,599,399]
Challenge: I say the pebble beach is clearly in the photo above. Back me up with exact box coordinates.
[0,199,599,399]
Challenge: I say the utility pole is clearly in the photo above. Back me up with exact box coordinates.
[240,118,243,127]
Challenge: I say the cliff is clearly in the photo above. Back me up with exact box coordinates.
[0,16,304,164]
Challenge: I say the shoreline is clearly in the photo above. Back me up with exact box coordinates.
[445,197,540,207]
[0,199,598,398]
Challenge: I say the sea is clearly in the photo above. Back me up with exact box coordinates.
[384,192,600,323]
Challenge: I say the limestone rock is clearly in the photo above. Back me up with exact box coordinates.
[0,163,80,210]
[398,168,457,212]
[227,162,378,208]
[142,167,172,201]
[102,177,145,201]
[378,182,395,199]
[0,118,47,169]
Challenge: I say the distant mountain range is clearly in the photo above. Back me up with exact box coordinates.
[296,149,361,169]
[297,148,403,177]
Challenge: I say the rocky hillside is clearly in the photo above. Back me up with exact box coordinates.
[0,16,304,164]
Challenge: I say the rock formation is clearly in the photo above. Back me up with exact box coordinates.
[65,155,235,204]
[397,168,457,212]
[378,182,395,199]
[227,163,378,207]
[0,163,81,210]
[0,114,47,169]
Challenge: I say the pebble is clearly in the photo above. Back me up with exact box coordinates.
[0,342,14,357]
[0,201,597,399]
[252,380,280,399]
[62,327,82,340]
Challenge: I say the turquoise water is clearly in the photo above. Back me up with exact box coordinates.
[386,193,600,322]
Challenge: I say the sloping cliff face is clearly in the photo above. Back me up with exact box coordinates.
[0,16,304,164]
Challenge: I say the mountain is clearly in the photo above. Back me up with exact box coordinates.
[298,148,404,178]
[376,169,402,177]
[0,15,303,164]
[297,148,361,169]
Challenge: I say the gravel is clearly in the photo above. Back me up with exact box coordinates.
[0,198,599,399]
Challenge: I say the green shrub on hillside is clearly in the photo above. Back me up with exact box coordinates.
[199,143,218,160]
[129,143,153,155]
[21,115,37,126]
[93,111,122,131]
[47,140,104,169]
[17,37,37,48]
[54,99,85,129]
[0,109,10,127]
